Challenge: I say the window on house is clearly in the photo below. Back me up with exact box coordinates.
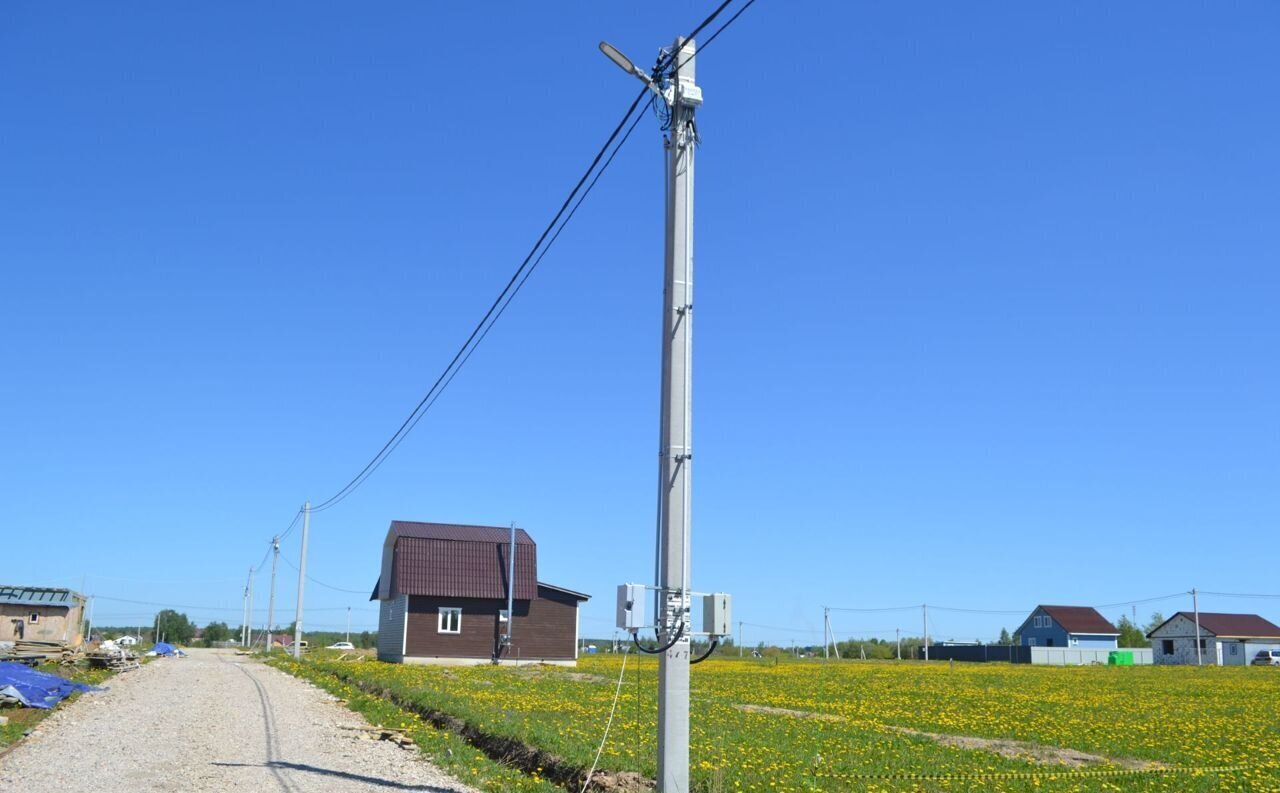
[1032,616,1040,628]
[1027,638,1037,646]
[1199,638,1207,651]
[1162,640,1174,655]
[29,613,39,624]
[498,609,510,623]
[1229,644,1238,656]
[438,607,461,634]
[1070,637,1078,646]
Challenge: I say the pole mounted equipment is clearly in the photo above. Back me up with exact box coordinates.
[605,35,728,793]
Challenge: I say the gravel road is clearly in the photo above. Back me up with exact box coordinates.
[0,648,479,793]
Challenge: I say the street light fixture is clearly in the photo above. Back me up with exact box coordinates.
[599,41,663,99]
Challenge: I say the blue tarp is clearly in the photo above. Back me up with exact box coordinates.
[151,642,186,657]
[0,662,100,709]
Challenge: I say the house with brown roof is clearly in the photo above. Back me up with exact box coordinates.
[1016,605,1119,650]
[370,521,589,666]
[1146,612,1280,666]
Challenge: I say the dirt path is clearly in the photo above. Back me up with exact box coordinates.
[0,648,478,793]
[731,703,1167,770]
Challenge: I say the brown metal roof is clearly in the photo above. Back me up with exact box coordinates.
[390,521,535,545]
[388,521,538,600]
[537,582,591,601]
[1166,612,1280,639]
[1039,605,1119,635]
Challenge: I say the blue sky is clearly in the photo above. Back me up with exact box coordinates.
[2,2,1278,645]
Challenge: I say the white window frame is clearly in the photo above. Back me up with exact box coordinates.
[498,608,510,623]
[29,612,39,624]
[1027,637,1037,646]
[437,607,462,634]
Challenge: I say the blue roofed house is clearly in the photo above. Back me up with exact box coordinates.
[1017,605,1119,649]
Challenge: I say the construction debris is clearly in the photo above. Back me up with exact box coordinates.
[85,642,140,672]
[0,640,76,667]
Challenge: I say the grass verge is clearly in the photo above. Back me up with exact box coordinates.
[268,655,565,793]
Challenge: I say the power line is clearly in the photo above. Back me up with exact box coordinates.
[92,594,368,613]
[1094,592,1188,609]
[306,94,651,515]
[279,553,370,596]
[277,508,304,543]
[304,0,754,515]
[1200,591,1280,600]
[828,605,919,614]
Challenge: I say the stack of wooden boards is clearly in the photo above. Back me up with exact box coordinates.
[0,640,73,666]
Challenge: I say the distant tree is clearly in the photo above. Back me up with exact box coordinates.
[998,628,1013,645]
[1145,612,1165,635]
[358,631,374,649]
[203,621,231,646]
[155,610,196,645]
[1115,615,1146,648]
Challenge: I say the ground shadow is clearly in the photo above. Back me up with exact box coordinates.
[211,761,463,792]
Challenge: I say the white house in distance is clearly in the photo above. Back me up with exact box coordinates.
[1146,612,1280,666]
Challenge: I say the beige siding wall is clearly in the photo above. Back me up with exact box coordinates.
[0,604,84,645]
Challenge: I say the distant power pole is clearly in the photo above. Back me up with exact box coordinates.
[1192,588,1202,666]
[266,536,280,653]
[241,562,252,644]
[922,604,929,661]
[346,606,351,644]
[896,628,901,660]
[738,621,743,658]
[241,574,249,647]
[293,502,311,659]
[823,608,830,659]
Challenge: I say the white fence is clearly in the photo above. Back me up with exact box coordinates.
[1030,646,1153,666]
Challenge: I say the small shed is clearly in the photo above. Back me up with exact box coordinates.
[1016,605,1119,650]
[0,585,87,646]
[1147,612,1280,666]
[371,521,589,666]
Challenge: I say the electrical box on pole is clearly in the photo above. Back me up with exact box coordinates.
[617,583,648,631]
[703,593,732,637]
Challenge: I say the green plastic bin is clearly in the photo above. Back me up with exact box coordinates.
[1108,651,1134,666]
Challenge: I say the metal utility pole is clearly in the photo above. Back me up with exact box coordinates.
[266,536,280,653]
[823,608,830,659]
[600,33,706,793]
[922,604,929,661]
[242,570,251,647]
[293,502,311,659]
[1192,588,1202,666]
[346,607,351,644]
[584,35,707,793]
[502,522,517,651]
[246,567,254,648]
[738,621,743,658]
[896,628,901,660]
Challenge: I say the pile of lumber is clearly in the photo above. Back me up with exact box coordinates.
[0,640,74,667]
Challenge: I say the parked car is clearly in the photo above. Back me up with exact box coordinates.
[1251,650,1280,666]
[326,641,355,650]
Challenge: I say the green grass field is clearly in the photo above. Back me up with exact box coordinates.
[272,653,1280,792]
